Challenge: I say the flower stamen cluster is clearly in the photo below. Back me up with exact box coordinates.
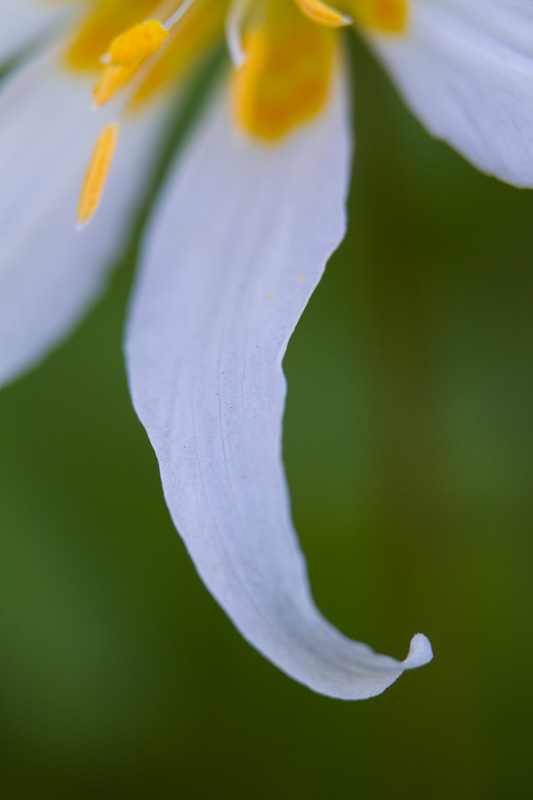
[76,0,407,226]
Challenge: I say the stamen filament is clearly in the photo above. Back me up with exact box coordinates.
[226,0,251,68]
[164,0,199,31]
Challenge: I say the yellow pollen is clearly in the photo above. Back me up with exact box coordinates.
[294,0,352,28]
[77,123,119,228]
[103,19,169,66]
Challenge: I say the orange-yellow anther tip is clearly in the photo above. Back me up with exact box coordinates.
[92,64,130,107]
[293,0,352,28]
[77,123,119,228]
[103,19,169,66]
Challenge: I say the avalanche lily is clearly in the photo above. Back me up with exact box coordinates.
[1,0,532,700]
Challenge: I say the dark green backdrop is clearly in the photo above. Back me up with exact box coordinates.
[1,38,532,800]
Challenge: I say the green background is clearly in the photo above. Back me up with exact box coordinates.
[1,36,532,799]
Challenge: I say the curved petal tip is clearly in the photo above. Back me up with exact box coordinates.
[404,633,433,669]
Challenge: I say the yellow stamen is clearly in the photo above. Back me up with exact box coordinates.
[77,123,119,228]
[294,0,352,28]
[103,19,169,65]
[93,63,139,107]
[133,0,228,107]
[67,0,163,70]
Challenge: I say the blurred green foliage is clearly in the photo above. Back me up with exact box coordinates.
[1,35,532,800]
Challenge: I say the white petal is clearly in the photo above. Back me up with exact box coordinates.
[125,75,432,699]
[0,46,168,387]
[368,0,533,186]
[0,0,72,64]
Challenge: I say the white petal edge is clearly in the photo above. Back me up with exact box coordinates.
[0,45,171,388]
[125,73,432,699]
[0,0,73,64]
[367,0,533,186]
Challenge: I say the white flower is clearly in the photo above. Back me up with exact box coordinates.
[1,0,531,700]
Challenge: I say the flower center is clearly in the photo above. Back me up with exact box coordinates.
[75,0,407,226]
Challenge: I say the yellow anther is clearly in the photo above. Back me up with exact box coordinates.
[77,123,119,228]
[103,19,169,66]
[93,63,138,107]
[293,0,352,28]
